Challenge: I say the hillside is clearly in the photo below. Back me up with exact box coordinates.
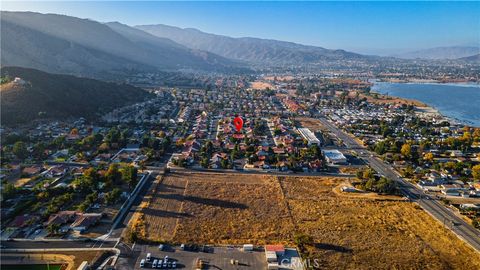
[0,11,245,76]
[458,53,480,63]
[394,46,480,60]
[105,22,246,72]
[0,67,154,125]
[136,24,367,66]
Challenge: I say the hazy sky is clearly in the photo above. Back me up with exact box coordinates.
[2,1,479,55]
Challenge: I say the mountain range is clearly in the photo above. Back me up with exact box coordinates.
[394,46,480,60]
[1,11,478,79]
[136,24,368,65]
[1,11,375,78]
[0,11,245,77]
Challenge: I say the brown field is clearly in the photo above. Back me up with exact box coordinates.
[141,172,294,244]
[138,172,480,269]
[281,176,480,270]
[349,90,426,107]
[250,81,274,90]
[295,117,326,132]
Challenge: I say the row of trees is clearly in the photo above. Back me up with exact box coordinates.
[356,168,396,194]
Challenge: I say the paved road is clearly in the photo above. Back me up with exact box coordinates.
[318,117,480,252]
[1,239,117,250]
[167,165,354,178]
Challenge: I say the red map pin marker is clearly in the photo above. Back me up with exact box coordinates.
[233,116,243,132]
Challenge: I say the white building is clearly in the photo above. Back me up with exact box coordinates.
[322,149,347,164]
[297,128,321,145]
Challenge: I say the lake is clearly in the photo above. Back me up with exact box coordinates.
[371,82,480,127]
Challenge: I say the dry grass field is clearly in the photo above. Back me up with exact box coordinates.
[136,172,480,269]
[141,174,187,242]
[173,174,294,244]
[280,176,480,270]
[348,90,426,107]
[141,172,294,244]
[250,81,274,90]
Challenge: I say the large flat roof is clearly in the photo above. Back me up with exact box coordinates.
[297,128,320,144]
[322,149,347,160]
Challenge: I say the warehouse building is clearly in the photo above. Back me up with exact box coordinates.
[322,149,347,164]
[297,128,321,145]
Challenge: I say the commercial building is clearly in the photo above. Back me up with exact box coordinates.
[297,128,321,145]
[322,149,347,164]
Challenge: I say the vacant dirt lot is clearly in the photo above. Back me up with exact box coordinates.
[280,176,480,270]
[250,81,274,90]
[141,173,188,242]
[139,172,480,269]
[142,172,294,244]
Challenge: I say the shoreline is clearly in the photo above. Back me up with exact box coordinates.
[369,86,477,128]
[376,79,480,87]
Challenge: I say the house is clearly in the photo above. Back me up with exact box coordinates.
[440,184,466,196]
[70,213,102,232]
[46,211,77,226]
[45,165,67,178]
[22,165,43,176]
[10,214,38,228]
[450,150,464,157]
[422,172,446,186]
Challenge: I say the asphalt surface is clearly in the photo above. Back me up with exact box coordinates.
[132,245,267,270]
[318,117,480,252]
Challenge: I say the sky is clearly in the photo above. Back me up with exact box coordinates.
[1,1,479,55]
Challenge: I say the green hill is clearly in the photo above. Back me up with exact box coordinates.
[1,66,154,125]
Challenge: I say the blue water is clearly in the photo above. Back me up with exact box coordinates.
[371,82,480,127]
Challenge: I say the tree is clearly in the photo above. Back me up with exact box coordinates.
[423,152,434,162]
[473,164,480,181]
[1,183,17,201]
[220,158,229,169]
[105,164,122,184]
[374,141,387,155]
[200,158,209,168]
[47,223,61,235]
[362,168,374,180]
[375,177,396,194]
[76,201,90,212]
[12,141,28,159]
[105,188,121,205]
[176,138,186,147]
[121,165,138,188]
[401,143,412,159]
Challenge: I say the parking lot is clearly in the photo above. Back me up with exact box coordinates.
[134,245,267,269]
